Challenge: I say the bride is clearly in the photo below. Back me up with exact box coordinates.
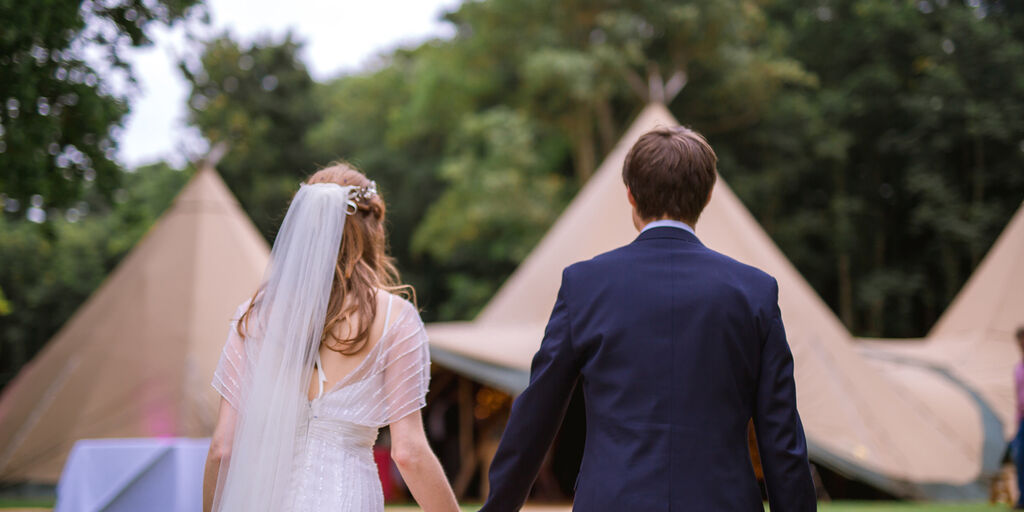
[201,163,459,512]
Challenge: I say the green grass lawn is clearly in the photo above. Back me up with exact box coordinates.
[810,503,999,511]
[0,501,1002,511]
[0,498,54,508]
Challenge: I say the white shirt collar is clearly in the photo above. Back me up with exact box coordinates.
[641,219,695,236]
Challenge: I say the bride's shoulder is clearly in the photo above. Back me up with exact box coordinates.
[232,297,253,319]
[230,297,266,341]
[377,290,423,327]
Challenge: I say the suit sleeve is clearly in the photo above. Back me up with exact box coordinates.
[480,269,581,512]
[754,282,817,512]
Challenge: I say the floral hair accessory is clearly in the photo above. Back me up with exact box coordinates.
[352,181,378,203]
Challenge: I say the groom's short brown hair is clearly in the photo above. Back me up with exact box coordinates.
[623,126,717,225]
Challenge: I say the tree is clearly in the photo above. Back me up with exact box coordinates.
[307,51,452,280]
[305,0,814,320]
[445,0,812,181]
[181,32,325,239]
[412,107,568,319]
[717,0,1024,336]
[0,0,203,212]
[308,44,487,315]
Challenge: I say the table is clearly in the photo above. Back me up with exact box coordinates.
[56,438,210,512]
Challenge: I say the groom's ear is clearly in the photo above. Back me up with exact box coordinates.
[627,187,638,209]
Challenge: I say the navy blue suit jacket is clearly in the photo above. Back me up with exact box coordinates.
[480,227,816,511]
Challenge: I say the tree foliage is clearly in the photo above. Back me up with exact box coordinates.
[717,0,1024,336]
[0,0,203,210]
[304,0,808,318]
[412,107,569,319]
[180,32,325,238]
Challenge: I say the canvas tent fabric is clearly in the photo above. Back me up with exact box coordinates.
[427,103,992,499]
[0,167,269,482]
[860,200,1024,443]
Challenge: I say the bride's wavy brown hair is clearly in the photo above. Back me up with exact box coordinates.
[237,161,414,354]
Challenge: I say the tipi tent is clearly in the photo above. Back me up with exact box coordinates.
[427,103,994,499]
[0,166,269,482]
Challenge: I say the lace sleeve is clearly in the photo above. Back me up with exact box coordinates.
[212,301,251,411]
[376,299,431,426]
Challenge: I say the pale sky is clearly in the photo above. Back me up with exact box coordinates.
[118,0,462,168]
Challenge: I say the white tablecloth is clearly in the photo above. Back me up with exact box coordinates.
[56,438,210,512]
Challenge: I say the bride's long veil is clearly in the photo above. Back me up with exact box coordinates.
[213,183,356,511]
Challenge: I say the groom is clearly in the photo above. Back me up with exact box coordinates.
[480,126,816,511]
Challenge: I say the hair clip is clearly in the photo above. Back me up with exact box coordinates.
[352,181,378,203]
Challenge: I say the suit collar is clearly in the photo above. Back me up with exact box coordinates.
[641,219,695,236]
[633,226,703,246]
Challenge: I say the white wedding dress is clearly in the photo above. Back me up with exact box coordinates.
[212,294,430,512]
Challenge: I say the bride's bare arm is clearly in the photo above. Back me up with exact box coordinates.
[203,399,237,512]
[390,410,459,512]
